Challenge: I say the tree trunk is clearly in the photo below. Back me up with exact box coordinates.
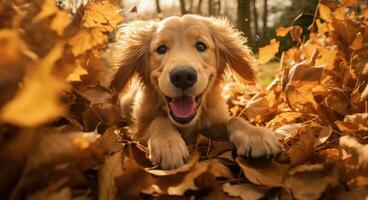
[252,0,259,50]
[197,0,203,14]
[179,0,187,15]
[216,0,221,15]
[237,0,254,50]
[208,0,213,15]
[262,0,268,43]
[155,0,162,14]
[189,0,194,13]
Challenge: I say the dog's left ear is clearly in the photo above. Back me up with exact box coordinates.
[207,17,256,84]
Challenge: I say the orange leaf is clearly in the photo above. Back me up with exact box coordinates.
[350,32,364,51]
[276,26,290,37]
[319,4,332,21]
[257,39,280,64]
[68,28,108,56]
[290,26,303,41]
[0,44,67,127]
[83,1,123,32]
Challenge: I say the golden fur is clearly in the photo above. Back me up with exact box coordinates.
[110,15,281,169]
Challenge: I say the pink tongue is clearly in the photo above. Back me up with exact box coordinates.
[169,96,196,118]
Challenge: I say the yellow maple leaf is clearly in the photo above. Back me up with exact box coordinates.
[82,0,123,32]
[68,28,108,56]
[0,43,68,127]
[257,39,280,64]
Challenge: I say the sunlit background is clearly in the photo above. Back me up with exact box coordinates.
[61,0,320,85]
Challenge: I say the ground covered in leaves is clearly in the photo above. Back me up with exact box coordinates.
[1,0,368,199]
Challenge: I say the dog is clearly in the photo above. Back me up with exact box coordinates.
[109,15,281,169]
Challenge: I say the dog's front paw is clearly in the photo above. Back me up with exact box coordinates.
[228,117,281,158]
[148,132,189,169]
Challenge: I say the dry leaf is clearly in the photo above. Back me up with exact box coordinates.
[50,11,71,36]
[257,39,280,64]
[350,32,364,51]
[284,170,338,200]
[338,0,358,7]
[276,26,290,37]
[33,0,59,22]
[236,158,288,187]
[223,183,264,200]
[287,126,316,166]
[98,152,123,200]
[66,65,88,82]
[115,157,155,200]
[68,28,108,56]
[290,26,303,41]
[0,44,67,127]
[167,160,209,195]
[335,113,368,133]
[319,4,332,21]
[339,136,368,169]
[83,1,123,32]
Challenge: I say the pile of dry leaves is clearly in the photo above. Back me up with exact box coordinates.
[0,0,367,199]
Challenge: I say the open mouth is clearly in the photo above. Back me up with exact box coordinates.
[166,95,201,124]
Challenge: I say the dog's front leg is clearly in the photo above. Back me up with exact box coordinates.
[227,117,281,158]
[145,117,189,169]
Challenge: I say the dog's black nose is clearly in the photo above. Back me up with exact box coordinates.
[170,66,197,89]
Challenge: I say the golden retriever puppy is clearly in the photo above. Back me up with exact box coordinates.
[109,15,281,169]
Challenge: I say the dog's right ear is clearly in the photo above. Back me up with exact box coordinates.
[109,21,154,92]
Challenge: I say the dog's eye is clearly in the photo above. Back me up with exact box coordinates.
[196,42,207,52]
[156,45,167,54]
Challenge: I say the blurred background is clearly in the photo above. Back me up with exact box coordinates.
[122,0,315,52]
[62,0,319,85]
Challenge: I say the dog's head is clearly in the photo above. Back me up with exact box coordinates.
[110,15,256,126]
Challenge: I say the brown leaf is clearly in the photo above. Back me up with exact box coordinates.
[290,26,303,42]
[147,151,199,176]
[266,112,304,130]
[339,136,368,169]
[98,152,123,200]
[236,158,288,187]
[284,170,338,200]
[274,123,303,140]
[335,113,368,133]
[167,160,210,195]
[287,125,316,166]
[350,32,364,51]
[115,157,155,200]
[28,128,100,169]
[223,183,264,200]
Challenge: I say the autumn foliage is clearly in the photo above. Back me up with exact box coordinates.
[0,0,368,199]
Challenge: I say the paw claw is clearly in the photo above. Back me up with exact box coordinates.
[229,127,282,159]
[148,134,189,170]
